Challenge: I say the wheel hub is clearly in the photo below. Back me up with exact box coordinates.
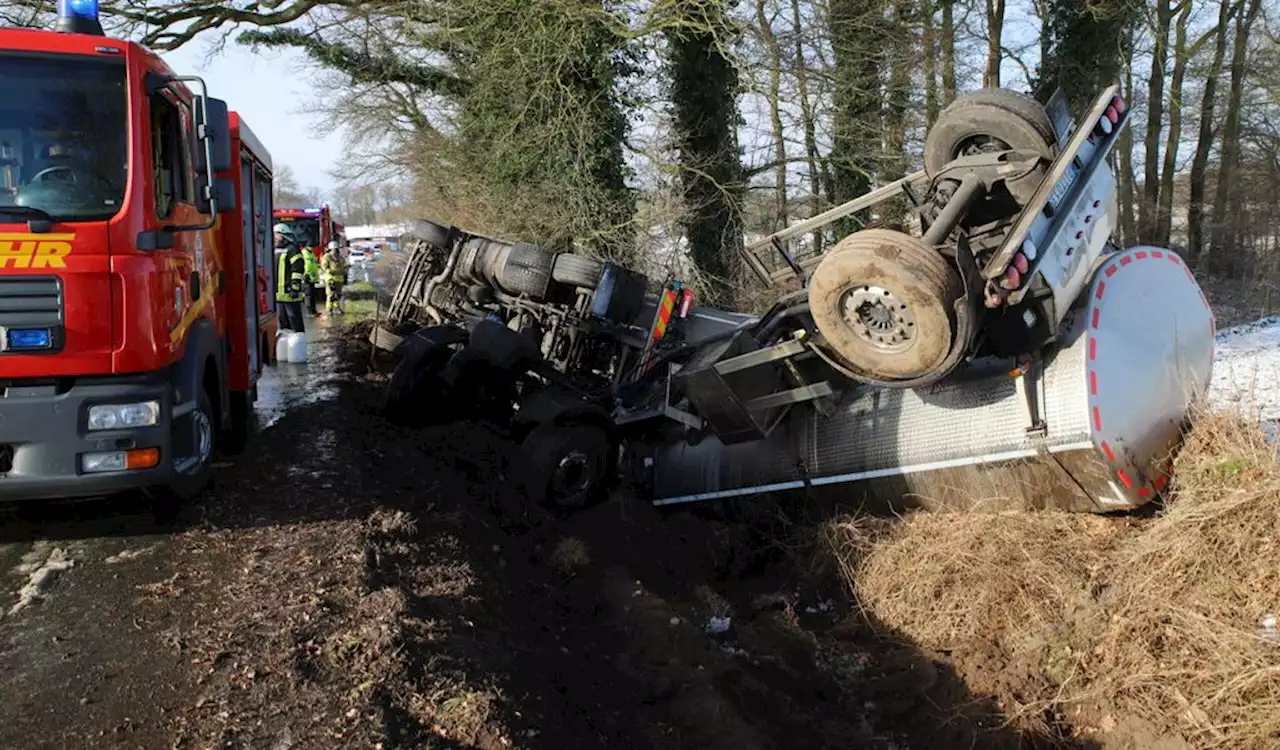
[191,410,213,466]
[552,450,594,498]
[841,285,916,353]
[955,134,1012,159]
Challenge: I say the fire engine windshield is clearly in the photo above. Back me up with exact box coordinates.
[0,55,127,223]
[278,217,322,249]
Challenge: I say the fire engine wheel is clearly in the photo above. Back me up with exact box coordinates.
[520,423,611,511]
[218,390,253,457]
[808,229,963,381]
[924,88,1057,178]
[163,388,216,503]
[551,253,605,289]
[410,219,452,249]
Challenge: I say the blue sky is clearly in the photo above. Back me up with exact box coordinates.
[160,38,343,199]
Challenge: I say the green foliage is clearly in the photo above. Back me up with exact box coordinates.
[664,0,744,288]
[826,0,885,238]
[238,27,469,96]
[447,0,636,260]
[1039,0,1139,107]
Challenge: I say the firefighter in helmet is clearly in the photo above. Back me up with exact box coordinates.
[274,223,307,333]
[301,244,322,316]
[320,240,348,314]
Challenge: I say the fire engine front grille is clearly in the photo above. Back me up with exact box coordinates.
[0,277,63,329]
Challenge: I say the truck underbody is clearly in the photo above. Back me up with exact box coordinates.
[374,85,1215,515]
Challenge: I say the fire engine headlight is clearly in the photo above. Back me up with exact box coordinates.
[87,401,160,431]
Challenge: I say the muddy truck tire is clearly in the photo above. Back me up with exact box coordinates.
[551,253,605,289]
[808,228,963,381]
[924,88,1057,178]
[409,218,452,248]
[519,422,611,511]
[383,326,469,427]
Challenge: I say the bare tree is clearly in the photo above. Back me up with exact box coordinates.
[983,0,1006,87]
[1208,0,1264,275]
[1188,0,1240,265]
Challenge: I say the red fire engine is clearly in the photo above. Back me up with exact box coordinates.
[273,204,333,259]
[0,2,278,503]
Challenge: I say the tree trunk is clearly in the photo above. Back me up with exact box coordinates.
[1139,0,1173,245]
[1041,0,1137,110]
[666,0,744,288]
[1036,0,1050,84]
[1156,0,1202,246]
[756,0,788,233]
[881,0,913,225]
[827,0,884,238]
[1187,0,1235,267]
[923,0,938,126]
[984,0,1005,88]
[1116,33,1137,247]
[788,0,826,252]
[1208,0,1262,277]
[940,0,956,105]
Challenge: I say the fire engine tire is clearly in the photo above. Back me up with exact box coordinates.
[163,388,216,503]
[550,253,605,289]
[409,219,452,249]
[218,390,253,457]
[519,423,611,511]
[808,228,963,381]
[924,88,1057,178]
[495,242,554,299]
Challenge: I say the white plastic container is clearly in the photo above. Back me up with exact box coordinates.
[276,331,289,363]
[284,331,308,363]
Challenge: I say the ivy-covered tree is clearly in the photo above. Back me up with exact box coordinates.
[1038,0,1139,107]
[664,0,744,289]
[826,0,885,238]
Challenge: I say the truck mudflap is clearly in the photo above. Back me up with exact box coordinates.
[642,247,1214,513]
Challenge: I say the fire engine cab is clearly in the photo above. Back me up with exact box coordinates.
[0,1,278,503]
[273,204,334,259]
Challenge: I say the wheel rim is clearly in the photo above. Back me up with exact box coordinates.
[551,450,597,503]
[177,408,214,475]
[953,134,1012,161]
[841,285,917,353]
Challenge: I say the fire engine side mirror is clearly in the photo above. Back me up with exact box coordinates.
[205,176,235,215]
[194,96,232,176]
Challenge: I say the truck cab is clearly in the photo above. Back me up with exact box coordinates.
[0,3,274,503]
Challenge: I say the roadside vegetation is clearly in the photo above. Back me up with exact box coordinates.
[825,411,1280,748]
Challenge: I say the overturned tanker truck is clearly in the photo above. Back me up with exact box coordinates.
[374,84,1214,513]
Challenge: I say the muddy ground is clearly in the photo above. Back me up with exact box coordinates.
[0,261,1105,750]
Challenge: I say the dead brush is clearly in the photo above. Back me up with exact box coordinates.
[821,412,1280,749]
[1090,413,1280,748]
[823,511,1117,658]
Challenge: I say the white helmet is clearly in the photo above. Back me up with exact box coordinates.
[327,240,339,250]
[273,222,290,235]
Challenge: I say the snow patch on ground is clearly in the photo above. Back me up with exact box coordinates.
[6,547,74,617]
[1209,315,1280,425]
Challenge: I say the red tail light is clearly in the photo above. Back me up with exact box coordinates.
[678,288,694,319]
[1105,106,1119,124]
[1000,265,1022,290]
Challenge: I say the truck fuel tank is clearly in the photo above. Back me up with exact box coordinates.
[640,246,1214,513]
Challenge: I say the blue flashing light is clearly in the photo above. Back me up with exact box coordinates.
[58,0,99,20]
[56,0,104,35]
[302,207,323,215]
[7,328,52,351]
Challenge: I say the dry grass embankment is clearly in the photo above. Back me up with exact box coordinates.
[825,413,1280,749]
